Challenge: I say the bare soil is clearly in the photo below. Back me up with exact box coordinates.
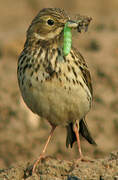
[0,152,118,179]
[0,0,118,179]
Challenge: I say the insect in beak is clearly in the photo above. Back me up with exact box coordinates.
[63,21,73,56]
[67,16,92,33]
[63,16,92,56]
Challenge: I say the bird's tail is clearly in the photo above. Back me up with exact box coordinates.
[66,118,96,148]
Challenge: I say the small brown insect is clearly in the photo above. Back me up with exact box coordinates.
[76,14,92,32]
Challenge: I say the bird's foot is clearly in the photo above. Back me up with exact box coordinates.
[32,153,45,173]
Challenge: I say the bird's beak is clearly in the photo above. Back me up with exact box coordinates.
[66,20,78,28]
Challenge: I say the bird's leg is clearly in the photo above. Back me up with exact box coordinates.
[73,122,94,163]
[32,125,56,172]
[73,122,83,159]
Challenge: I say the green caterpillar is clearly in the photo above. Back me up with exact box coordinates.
[63,23,72,56]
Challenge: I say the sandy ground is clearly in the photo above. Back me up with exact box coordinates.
[0,0,118,179]
[0,151,118,179]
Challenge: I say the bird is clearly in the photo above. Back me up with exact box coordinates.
[17,8,96,172]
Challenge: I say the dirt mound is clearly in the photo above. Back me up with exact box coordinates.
[0,151,118,180]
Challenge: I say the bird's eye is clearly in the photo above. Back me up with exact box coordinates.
[47,19,54,26]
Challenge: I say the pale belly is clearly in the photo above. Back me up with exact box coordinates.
[19,77,92,126]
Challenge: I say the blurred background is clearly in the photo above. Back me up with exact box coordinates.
[0,0,118,168]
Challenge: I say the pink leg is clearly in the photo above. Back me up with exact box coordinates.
[73,123,83,158]
[73,123,95,163]
[32,125,56,172]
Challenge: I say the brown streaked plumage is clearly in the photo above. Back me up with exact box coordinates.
[17,8,96,172]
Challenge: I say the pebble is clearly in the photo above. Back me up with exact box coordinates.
[67,176,81,180]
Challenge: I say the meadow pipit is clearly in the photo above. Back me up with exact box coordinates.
[17,8,96,172]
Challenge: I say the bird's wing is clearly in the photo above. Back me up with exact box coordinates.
[72,47,93,96]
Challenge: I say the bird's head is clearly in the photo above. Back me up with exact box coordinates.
[27,8,78,43]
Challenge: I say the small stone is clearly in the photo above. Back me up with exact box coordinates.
[99,175,104,180]
[114,176,118,180]
[67,176,81,180]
